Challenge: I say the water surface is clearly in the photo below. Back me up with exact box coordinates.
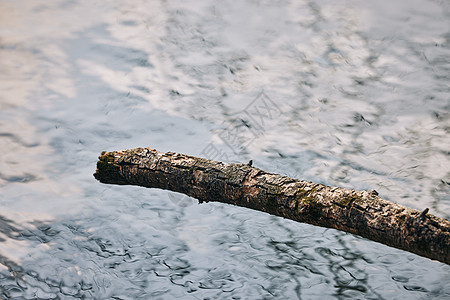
[0,0,449,299]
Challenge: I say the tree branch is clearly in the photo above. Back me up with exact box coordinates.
[93,147,450,265]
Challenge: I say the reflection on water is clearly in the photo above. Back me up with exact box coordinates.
[1,0,449,299]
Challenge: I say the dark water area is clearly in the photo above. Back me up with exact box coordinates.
[1,0,449,299]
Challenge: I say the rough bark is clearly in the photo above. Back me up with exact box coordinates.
[94,147,450,265]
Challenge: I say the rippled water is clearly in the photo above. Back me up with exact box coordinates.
[1,0,449,299]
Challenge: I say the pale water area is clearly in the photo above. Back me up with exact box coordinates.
[0,0,449,299]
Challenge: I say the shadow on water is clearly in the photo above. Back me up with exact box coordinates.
[1,203,449,299]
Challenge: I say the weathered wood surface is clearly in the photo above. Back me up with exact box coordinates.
[94,147,450,265]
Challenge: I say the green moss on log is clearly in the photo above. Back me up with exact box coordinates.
[304,195,325,217]
[96,151,117,177]
[338,193,359,207]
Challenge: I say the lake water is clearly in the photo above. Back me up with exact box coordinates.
[1,0,449,299]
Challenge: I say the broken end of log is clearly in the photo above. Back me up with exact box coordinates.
[94,151,123,184]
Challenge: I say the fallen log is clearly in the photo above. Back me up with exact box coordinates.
[93,147,450,265]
